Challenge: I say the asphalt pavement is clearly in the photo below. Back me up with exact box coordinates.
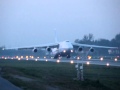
[0,76,22,90]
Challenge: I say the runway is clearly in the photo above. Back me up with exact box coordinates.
[1,56,120,67]
[37,58,120,67]
[21,58,120,67]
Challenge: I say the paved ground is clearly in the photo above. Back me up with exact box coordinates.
[35,58,120,67]
[0,57,119,90]
[0,76,22,90]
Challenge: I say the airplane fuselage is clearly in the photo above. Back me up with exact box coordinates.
[50,41,74,59]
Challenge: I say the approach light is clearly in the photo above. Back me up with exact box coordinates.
[106,63,109,66]
[70,60,74,64]
[86,61,90,65]
[114,58,117,61]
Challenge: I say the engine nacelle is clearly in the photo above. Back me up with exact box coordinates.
[46,47,52,52]
[78,47,83,52]
[90,48,94,52]
[32,48,37,53]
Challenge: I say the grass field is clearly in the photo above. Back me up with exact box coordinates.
[0,59,120,90]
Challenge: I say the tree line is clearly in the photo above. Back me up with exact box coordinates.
[74,33,120,56]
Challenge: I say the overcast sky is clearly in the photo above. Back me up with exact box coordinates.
[0,0,120,48]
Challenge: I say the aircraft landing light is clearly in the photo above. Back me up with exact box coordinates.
[57,60,60,63]
[63,50,66,53]
[70,60,74,64]
[106,63,110,66]
[88,56,91,60]
[71,50,73,52]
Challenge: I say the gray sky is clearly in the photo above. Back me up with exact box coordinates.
[0,0,120,48]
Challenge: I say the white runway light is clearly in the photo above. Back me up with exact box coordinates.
[77,57,80,60]
[63,50,66,53]
[46,59,48,62]
[114,58,118,61]
[106,63,110,66]
[35,59,38,61]
[70,60,74,64]
[100,57,103,61]
[57,60,60,63]
[86,61,90,65]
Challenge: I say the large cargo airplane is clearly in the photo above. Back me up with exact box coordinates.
[8,32,118,59]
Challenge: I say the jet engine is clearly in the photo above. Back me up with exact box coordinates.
[32,48,37,53]
[78,47,83,52]
[46,47,52,52]
[90,48,94,52]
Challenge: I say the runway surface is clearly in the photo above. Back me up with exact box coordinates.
[0,76,22,90]
[1,56,120,67]
[16,57,120,67]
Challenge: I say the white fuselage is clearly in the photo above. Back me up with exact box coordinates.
[51,41,73,58]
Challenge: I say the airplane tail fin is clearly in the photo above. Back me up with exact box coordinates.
[54,30,58,43]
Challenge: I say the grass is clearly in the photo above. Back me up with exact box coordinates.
[0,59,120,90]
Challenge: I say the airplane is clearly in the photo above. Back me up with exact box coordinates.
[7,31,118,59]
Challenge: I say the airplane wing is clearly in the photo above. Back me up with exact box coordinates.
[72,42,118,49]
[6,43,59,50]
